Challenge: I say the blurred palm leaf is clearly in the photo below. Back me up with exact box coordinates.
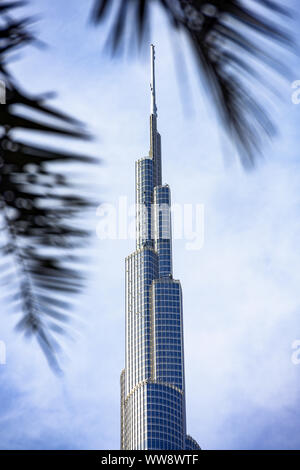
[0,3,97,372]
[91,0,293,167]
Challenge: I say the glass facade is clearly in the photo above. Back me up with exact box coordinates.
[120,45,200,450]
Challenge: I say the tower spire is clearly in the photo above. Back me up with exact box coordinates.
[150,44,157,117]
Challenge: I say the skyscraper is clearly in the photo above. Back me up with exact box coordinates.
[120,45,200,451]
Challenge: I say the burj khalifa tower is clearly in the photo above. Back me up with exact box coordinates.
[120,45,200,451]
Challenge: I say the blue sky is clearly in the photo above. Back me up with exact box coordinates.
[0,0,300,450]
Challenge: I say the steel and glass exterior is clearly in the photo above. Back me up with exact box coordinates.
[120,45,200,451]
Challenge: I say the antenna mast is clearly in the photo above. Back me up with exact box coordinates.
[150,44,157,117]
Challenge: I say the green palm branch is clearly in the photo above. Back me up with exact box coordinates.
[0,2,97,372]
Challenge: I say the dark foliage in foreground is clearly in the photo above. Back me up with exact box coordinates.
[0,2,96,371]
[92,0,293,167]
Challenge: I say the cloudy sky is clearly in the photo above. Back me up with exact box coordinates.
[0,0,300,450]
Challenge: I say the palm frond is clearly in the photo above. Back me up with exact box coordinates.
[91,0,293,167]
[0,2,97,372]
